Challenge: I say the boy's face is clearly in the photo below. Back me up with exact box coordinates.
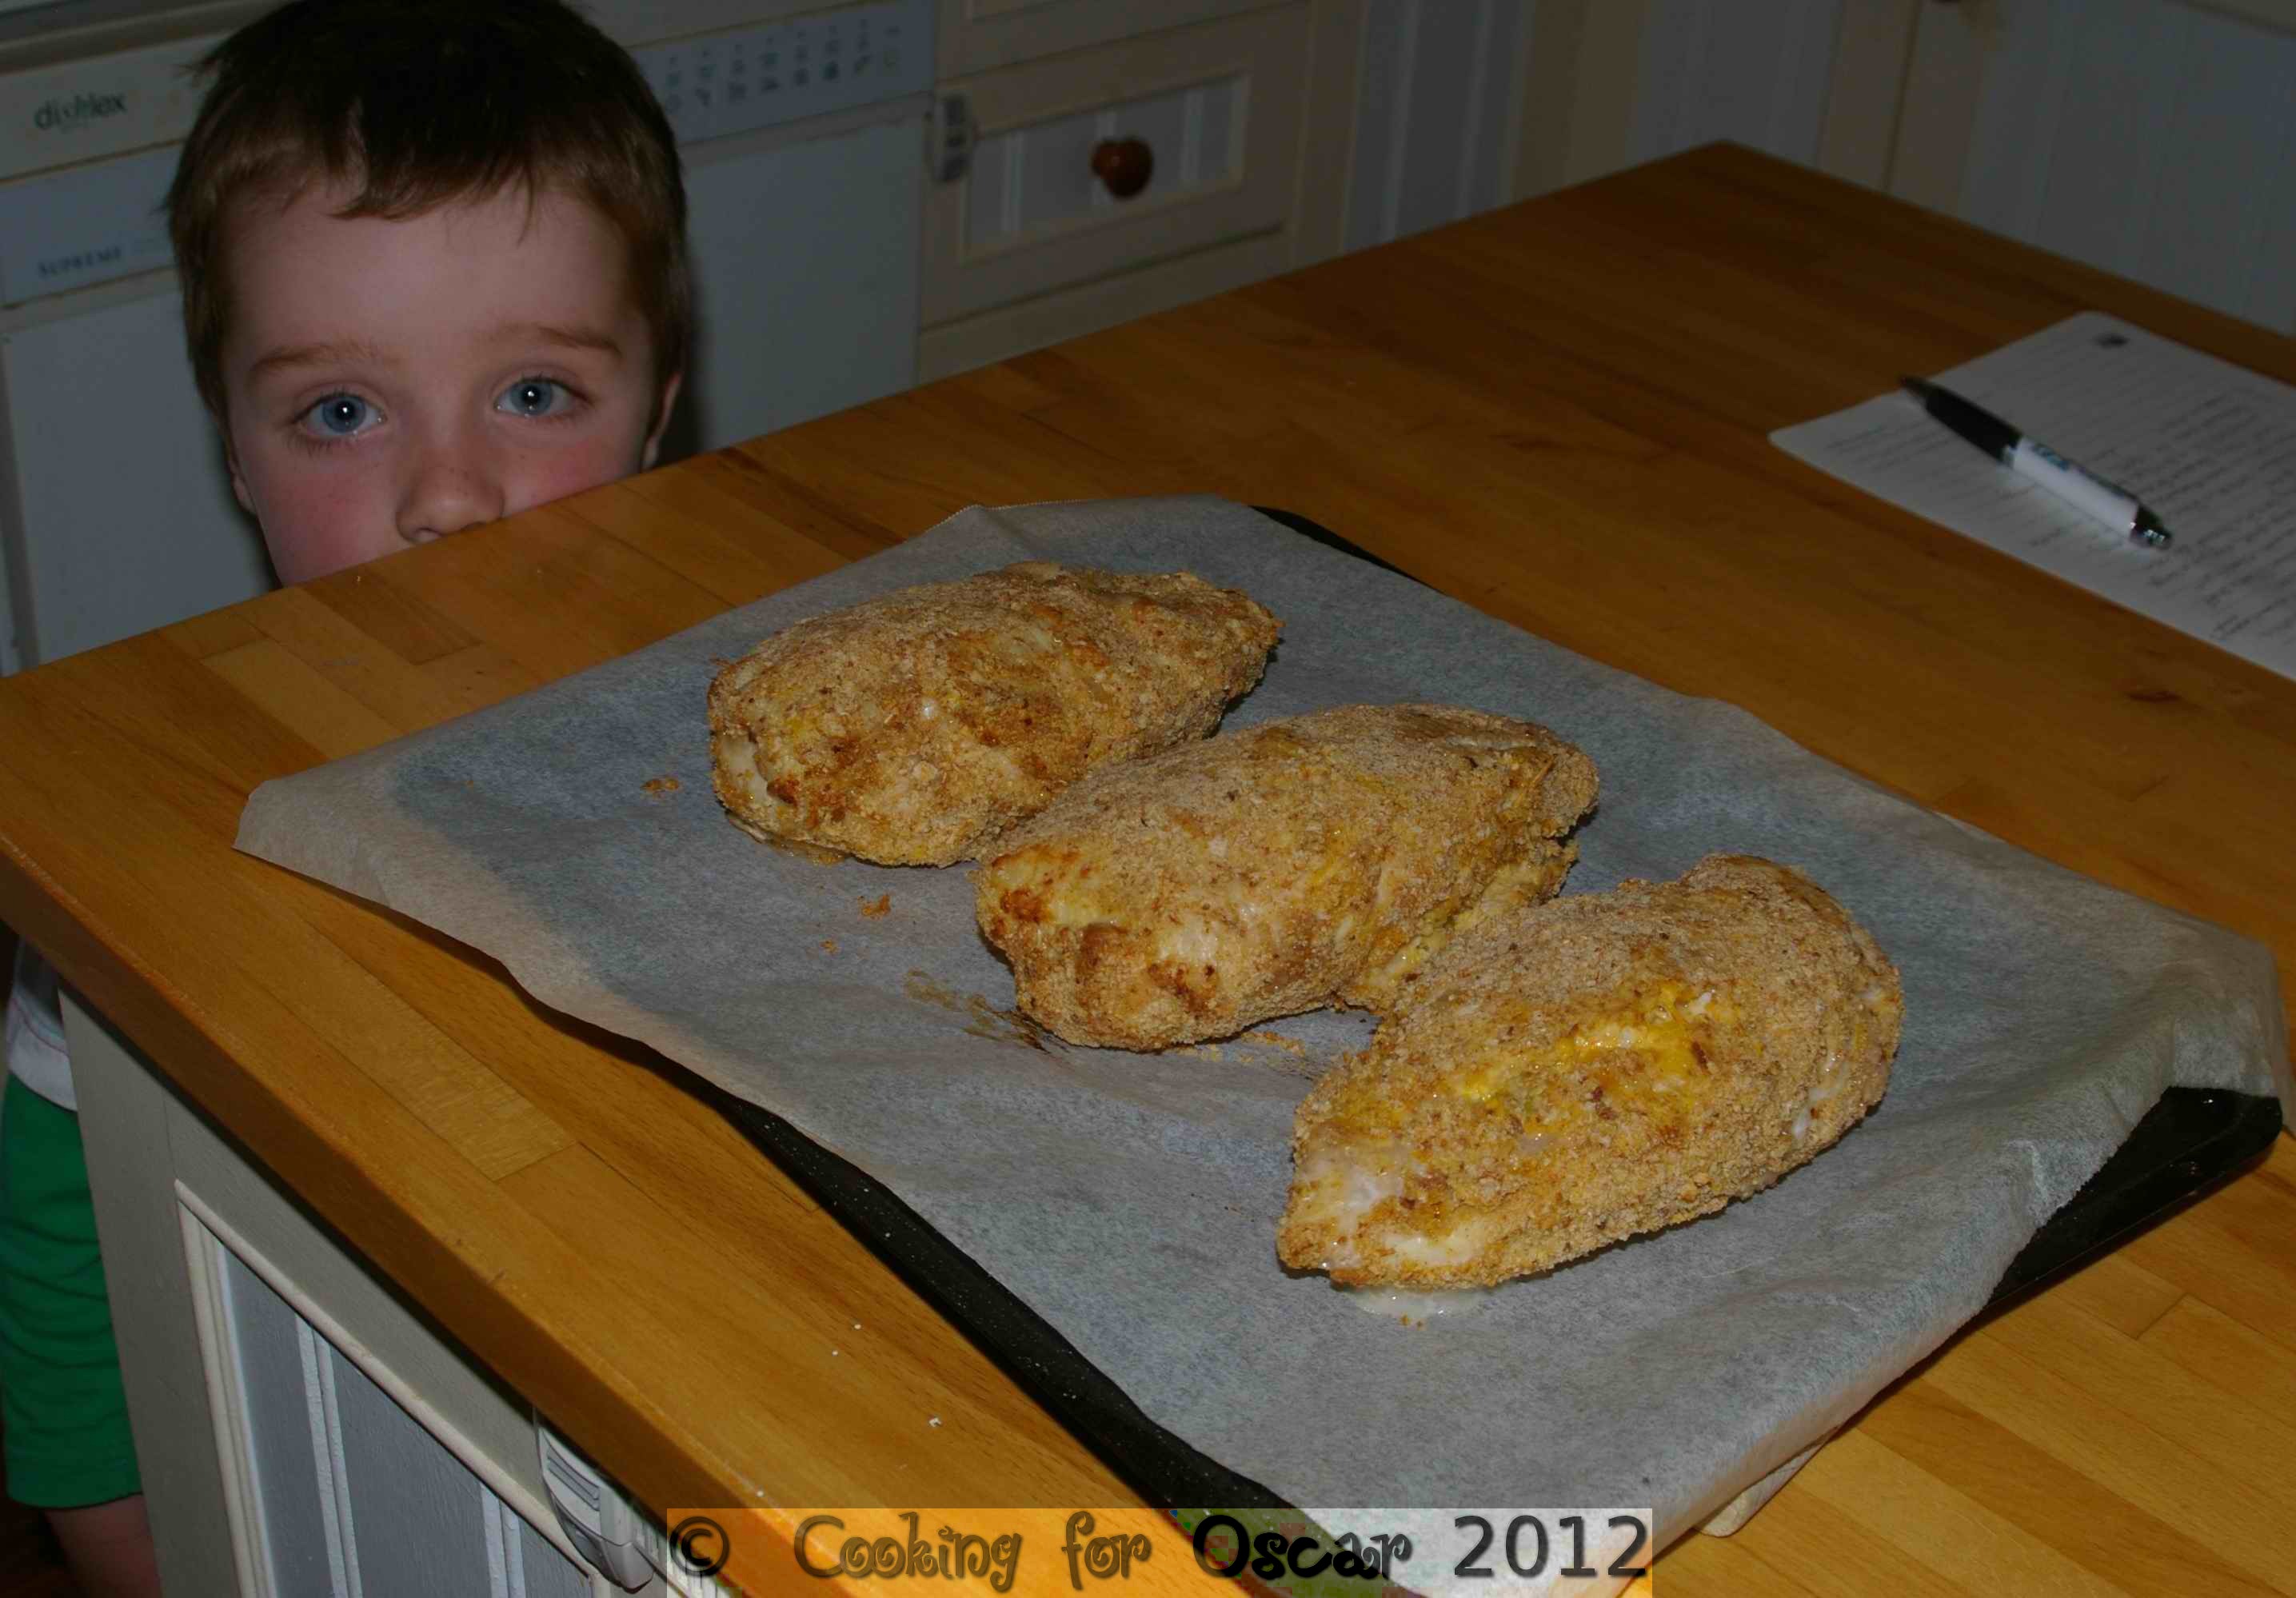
[218,181,680,585]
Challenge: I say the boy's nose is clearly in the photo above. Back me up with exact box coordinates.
[397,437,507,543]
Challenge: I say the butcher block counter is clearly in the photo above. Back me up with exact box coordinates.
[1,144,2290,1596]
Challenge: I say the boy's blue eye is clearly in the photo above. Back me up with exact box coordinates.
[497,378,569,417]
[306,394,375,437]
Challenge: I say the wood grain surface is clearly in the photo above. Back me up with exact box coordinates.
[0,146,2289,1596]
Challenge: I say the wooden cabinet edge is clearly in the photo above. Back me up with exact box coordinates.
[1555,0,1647,190]
[68,993,260,1596]
[1289,0,1365,269]
[1514,0,1595,198]
[1816,0,1923,190]
[1886,0,1985,210]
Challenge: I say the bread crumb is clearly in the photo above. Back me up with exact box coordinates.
[642,775,681,795]
[903,969,1061,1053]
[768,834,845,865]
[1244,1029,1308,1056]
[860,893,892,918]
[821,939,839,954]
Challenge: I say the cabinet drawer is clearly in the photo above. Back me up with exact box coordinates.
[923,5,1309,327]
[937,0,1292,76]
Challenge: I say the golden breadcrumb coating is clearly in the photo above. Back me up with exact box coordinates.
[708,562,1280,865]
[975,704,1599,1049]
[1278,854,1903,1288]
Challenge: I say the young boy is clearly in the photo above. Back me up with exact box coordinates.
[0,2,689,1589]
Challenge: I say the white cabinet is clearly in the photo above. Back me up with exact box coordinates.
[1343,0,1534,253]
[1546,0,2296,336]
[1891,0,2296,334]
[678,107,924,454]
[1529,0,1892,191]
[70,994,633,1597]
[1619,0,1848,178]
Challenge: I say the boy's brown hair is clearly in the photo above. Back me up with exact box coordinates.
[167,0,689,421]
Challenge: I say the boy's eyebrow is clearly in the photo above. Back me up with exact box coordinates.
[245,325,625,383]
[247,338,393,381]
[492,322,627,360]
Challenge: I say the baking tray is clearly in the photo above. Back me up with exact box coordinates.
[693,508,2282,1513]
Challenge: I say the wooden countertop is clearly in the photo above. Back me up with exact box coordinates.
[2,145,2290,1595]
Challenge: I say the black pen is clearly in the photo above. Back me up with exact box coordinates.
[1900,377,2171,549]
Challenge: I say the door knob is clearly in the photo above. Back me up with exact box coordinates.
[1091,137,1153,199]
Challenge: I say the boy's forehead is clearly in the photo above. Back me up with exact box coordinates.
[226,166,599,244]
[221,177,638,295]
[217,180,649,372]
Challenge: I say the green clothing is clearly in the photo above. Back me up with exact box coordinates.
[0,1074,139,1508]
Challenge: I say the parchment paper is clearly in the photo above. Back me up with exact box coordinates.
[237,497,2291,1545]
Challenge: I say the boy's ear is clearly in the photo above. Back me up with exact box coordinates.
[221,425,257,517]
[641,370,684,472]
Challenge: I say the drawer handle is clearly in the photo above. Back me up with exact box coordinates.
[1091,137,1154,200]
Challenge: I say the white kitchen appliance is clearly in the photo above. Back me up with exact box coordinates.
[0,0,931,672]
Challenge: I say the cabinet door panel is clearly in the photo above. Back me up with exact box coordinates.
[680,113,924,455]
[221,1248,340,1596]
[1894,0,2296,334]
[1380,0,1515,242]
[0,288,272,667]
[1624,0,1846,171]
[214,1236,600,1597]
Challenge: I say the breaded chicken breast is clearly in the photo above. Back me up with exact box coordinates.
[1278,855,1902,1288]
[709,562,1280,865]
[975,704,1599,1049]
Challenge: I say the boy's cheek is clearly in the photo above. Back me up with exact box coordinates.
[240,450,409,585]
[264,511,412,587]
[502,433,659,519]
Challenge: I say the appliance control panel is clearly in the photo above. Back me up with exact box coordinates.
[629,0,932,147]
[0,142,174,304]
[0,30,217,184]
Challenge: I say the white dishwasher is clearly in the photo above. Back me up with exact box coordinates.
[0,0,931,672]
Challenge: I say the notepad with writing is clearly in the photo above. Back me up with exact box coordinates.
[1772,312,2296,682]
